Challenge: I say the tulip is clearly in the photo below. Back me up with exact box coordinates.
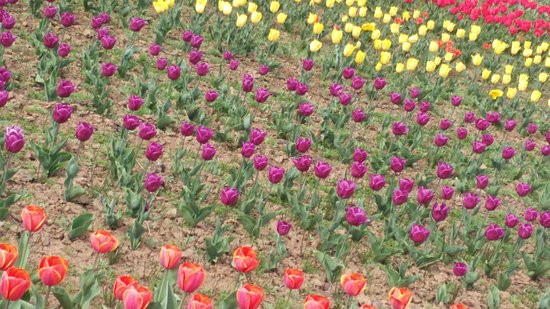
[302,59,314,71]
[190,35,203,49]
[451,95,462,107]
[295,137,312,153]
[129,17,146,32]
[127,95,144,111]
[505,213,519,228]
[431,203,449,222]
[524,208,538,222]
[229,60,240,71]
[346,206,368,226]
[253,155,268,171]
[542,145,550,156]
[527,123,538,135]
[463,192,480,209]
[0,243,17,271]
[43,5,58,18]
[456,127,468,140]
[123,284,152,309]
[249,128,266,145]
[43,32,59,48]
[56,80,75,98]
[241,142,255,159]
[524,140,536,152]
[485,223,505,241]
[450,304,469,309]
[516,182,531,197]
[187,293,213,309]
[178,262,205,293]
[90,230,118,253]
[392,189,409,206]
[369,174,386,191]
[21,205,46,232]
[0,267,31,301]
[464,112,475,124]
[149,44,161,56]
[481,134,494,146]
[436,162,453,179]
[351,76,365,90]
[255,88,270,103]
[160,244,182,270]
[144,173,164,193]
[201,144,216,161]
[277,220,292,236]
[139,123,157,140]
[374,77,386,90]
[52,103,73,124]
[268,167,285,184]
[60,12,75,27]
[267,28,279,42]
[167,65,181,80]
[390,156,406,173]
[359,305,377,309]
[472,141,486,154]
[341,273,367,296]
[100,35,116,49]
[101,62,117,77]
[502,146,516,160]
[337,179,356,199]
[237,284,263,309]
[313,161,331,179]
[433,134,448,147]
[417,187,434,205]
[4,125,24,153]
[123,115,140,130]
[409,224,430,244]
[399,178,414,193]
[233,246,259,273]
[220,187,239,206]
[353,148,367,162]
[453,262,468,277]
[38,255,69,286]
[329,83,343,97]
[403,99,415,112]
[476,175,488,190]
[390,92,402,104]
[518,223,533,239]
[179,122,195,137]
[540,212,550,228]
[284,268,303,290]
[195,62,209,76]
[242,74,254,93]
[392,122,408,136]
[189,50,202,65]
[350,161,367,179]
[57,43,71,58]
[195,126,213,144]
[114,276,136,301]
[352,108,366,123]
[338,93,352,105]
[388,287,412,309]
[304,294,330,309]
[293,155,311,172]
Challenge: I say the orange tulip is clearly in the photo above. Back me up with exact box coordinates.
[236,284,264,309]
[284,268,304,290]
[37,256,69,286]
[232,246,259,273]
[21,205,47,232]
[187,293,213,309]
[303,294,330,309]
[340,273,367,296]
[113,275,137,301]
[160,244,182,269]
[450,304,469,309]
[0,243,18,271]
[0,267,31,301]
[90,230,119,253]
[360,305,377,309]
[388,287,413,309]
[122,284,152,309]
[178,262,205,293]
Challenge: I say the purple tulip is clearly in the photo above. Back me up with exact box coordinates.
[390,92,402,104]
[268,166,285,184]
[338,93,352,106]
[249,128,266,145]
[195,125,213,144]
[145,142,163,161]
[129,17,146,32]
[229,59,239,70]
[464,111,476,123]
[302,59,314,71]
[138,123,157,140]
[399,178,415,193]
[123,115,140,130]
[392,122,409,136]
[485,223,505,241]
[542,145,550,156]
[516,182,531,197]
[241,142,255,158]
[342,67,355,79]
[524,139,536,151]
[417,186,434,206]
[100,35,116,49]
[351,76,365,90]
[463,192,481,209]
[156,58,167,70]
[180,122,195,136]
[253,155,268,171]
[223,50,234,60]
[419,100,429,112]
[101,62,117,77]
[346,206,368,226]
[350,161,367,179]
[144,173,164,193]
[453,262,468,277]
[43,32,59,49]
[524,207,538,222]
[353,148,367,162]
[527,123,538,134]
[43,5,57,18]
[149,43,161,56]
[201,143,216,161]
[0,68,11,84]
[91,16,104,29]
[373,77,386,90]
[255,88,270,103]
[0,32,15,47]
[416,112,430,126]
[329,83,343,97]
[182,30,193,42]
[505,213,519,228]
[242,74,254,93]
[0,90,9,107]
[298,103,314,117]
[258,64,269,75]
[475,118,490,131]
[97,27,110,39]
[292,155,311,172]
[4,125,24,153]
[204,90,218,102]
[441,186,454,200]
[127,95,144,111]
[457,127,468,140]
[52,103,73,124]
[451,95,462,107]
[486,111,501,124]
[220,187,239,206]
[314,160,332,179]
[352,108,366,123]
[277,220,292,236]
[60,12,75,27]
[390,156,406,173]
[57,43,71,58]
[295,137,311,153]
[518,223,533,239]
[472,141,486,154]
[337,178,356,199]
[502,146,516,160]
[287,77,298,91]
[167,65,181,80]
[546,131,550,143]
[409,86,420,99]
[431,202,449,222]
[98,12,111,23]
[403,99,416,112]
[436,162,453,179]
[540,211,550,228]
[476,175,489,189]
[195,62,209,76]
[485,195,501,211]
[409,224,430,244]
[295,83,308,96]
[369,174,386,191]
[75,122,94,142]
[434,134,449,147]
[190,34,203,49]
[504,119,517,131]
[189,50,202,65]
[1,15,15,30]
[481,134,494,146]
[392,189,409,205]
[440,119,452,131]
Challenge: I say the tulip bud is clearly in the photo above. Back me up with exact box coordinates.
[144,173,164,193]
[0,267,31,301]
[409,224,430,244]
[90,230,118,253]
[268,167,285,184]
[276,220,292,236]
[177,262,205,293]
[453,262,468,277]
[337,178,356,199]
[220,187,239,205]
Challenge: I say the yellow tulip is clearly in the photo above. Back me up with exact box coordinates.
[539,72,548,83]
[236,13,247,27]
[511,41,521,55]
[331,28,343,44]
[383,14,391,24]
[444,52,453,62]
[381,39,391,50]
[518,79,528,91]
[153,0,173,13]
[398,34,408,44]
[434,57,441,65]
[344,22,353,33]
[345,0,354,7]
[247,1,257,12]
[221,1,232,15]
[408,34,418,43]
[380,51,391,64]
[341,15,348,23]
[506,87,517,99]
[355,50,366,64]
[502,74,511,84]
[359,7,367,17]
[456,28,465,38]
[494,41,508,55]
[441,32,450,43]
[373,39,382,50]
[232,0,245,8]
[489,89,503,100]
[307,13,317,24]
[523,49,533,57]
[446,22,455,32]
[443,20,450,29]
[250,11,262,24]
[371,29,380,40]
[403,11,410,21]
[530,90,541,103]
[357,0,366,6]
[533,55,541,64]
[348,6,357,17]
[270,0,280,13]
[375,62,382,72]
[402,42,411,52]
[389,6,398,16]
[540,42,549,52]
[343,43,355,57]
[429,41,438,53]
[426,61,436,72]
[361,22,375,31]
[471,53,483,66]
[351,26,361,38]
[313,22,324,34]
[505,65,513,75]
[524,41,532,49]
[395,62,404,73]
[482,69,491,80]
[309,40,322,52]
[195,0,207,13]
[267,28,280,41]
[439,64,451,78]
[468,32,478,41]
[490,74,500,84]
[390,23,400,34]
[470,24,481,35]
[418,25,427,36]
[413,10,420,19]
[455,61,466,73]
[276,12,287,24]
[406,58,419,71]
[525,58,532,67]
[374,6,383,19]
[519,73,529,81]
[427,20,434,30]
[326,0,335,7]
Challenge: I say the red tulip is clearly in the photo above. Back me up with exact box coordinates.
[21,205,46,232]
[187,293,213,309]
[90,230,119,253]
[284,268,304,290]
[236,284,264,309]
[450,305,469,309]
[0,243,18,271]
[0,267,31,301]
[388,287,413,309]
[160,244,182,269]
[359,305,377,309]
[122,284,152,309]
[303,294,330,309]
[178,262,206,293]
[340,273,367,296]
[113,275,137,301]
[37,256,69,286]
[232,246,259,273]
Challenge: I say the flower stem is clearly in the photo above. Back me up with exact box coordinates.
[44,285,52,309]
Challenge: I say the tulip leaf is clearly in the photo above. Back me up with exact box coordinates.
[218,291,238,309]
[488,286,500,309]
[68,213,94,240]
[52,287,75,309]
[74,269,101,309]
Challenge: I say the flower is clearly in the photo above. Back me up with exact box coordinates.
[178,262,205,293]
[374,77,386,90]
[149,44,161,56]
[337,179,356,199]
[58,43,71,58]
[127,95,144,111]
[113,276,137,301]
[540,212,550,228]
[43,6,58,18]
[129,17,146,32]
[0,243,18,271]
[453,262,468,277]
[350,161,367,179]
[502,146,516,160]
[399,178,414,193]
[313,161,331,179]
[21,205,46,232]
[410,224,430,244]
[241,142,255,158]
[249,128,266,145]
[100,35,116,49]
[60,12,75,27]
[220,187,239,206]
[295,137,312,153]
[276,220,291,236]
[304,294,330,309]
[392,189,409,206]
[441,186,454,200]
[341,273,367,296]
[180,122,195,136]
[390,156,406,173]
[201,144,216,161]
[123,284,152,309]
[0,267,31,301]
[90,230,118,253]
[505,213,519,228]
[167,65,181,80]
[485,223,505,241]
[268,167,285,184]
[4,125,24,153]
[392,122,408,136]
[160,244,182,270]
[255,88,270,103]
[353,148,368,162]
[283,268,304,290]
[101,62,117,77]
[123,115,140,130]
[37,255,69,286]
[436,162,453,179]
[144,173,164,192]
[463,192,480,209]
[187,293,213,309]
[524,208,538,222]
[388,287,412,309]
[518,223,533,239]
[233,246,259,273]
[237,284,263,309]
[56,80,75,98]
[346,206,368,226]
[43,32,59,48]
[253,155,268,171]
[431,203,449,222]
[292,155,311,172]
[153,0,175,13]
[516,182,531,197]
[369,174,386,191]
[267,28,280,42]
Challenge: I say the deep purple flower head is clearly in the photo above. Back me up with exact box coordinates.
[486,111,501,124]
[484,195,501,211]
[369,174,386,191]
[540,211,550,228]
[139,123,157,140]
[295,83,308,96]
[475,118,490,131]
[314,160,332,179]
[524,139,536,151]
[436,162,453,179]
[167,65,181,80]
[249,128,266,145]
[223,50,234,61]
[399,178,415,193]
[518,223,533,239]
[403,99,416,112]
[195,62,209,76]
[144,173,164,192]
[351,76,365,90]
[268,166,285,184]
[277,220,292,236]
[52,103,73,124]
[156,58,167,70]
[287,77,299,91]
[374,77,386,90]
[302,58,314,71]
[298,103,314,117]
[457,127,468,140]
[60,12,75,27]
[504,119,517,131]
[390,92,402,104]
[97,27,110,39]
[476,175,489,189]
[329,83,343,97]
[295,137,311,153]
[229,59,239,70]
[43,5,57,18]
[190,34,203,49]
[392,189,409,205]
[100,35,116,49]
[204,90,218,102]
[255,88,270,103]
[463,192,480,209]
[220,186,239,206]
[390,156,406,173]
[542,145,550,156]
[201,143,216,161]
[4,125,24,153]
[481,134,494,146]
[258,64,269,76]
[1,14,15,30]
[451,95,462,107]
[292,155,311,172]
[342,67,355,79]
[350,161,367,179]
[502,146,516,160]
[253,155,268,171]
[352,108,366,123]
[422,102,432,112]
[195,125,213,144]
[241,142,255,158]
[346,206,367,226]
[472,141,486,154]
[189,50,202,65]
[149,43,161,56]
[524,207,538,222]
[432,202,449,222]
[129,17,146,32]
[180,122,195,136]
[516,182,531,197]
[409,224,430,244]
[338,93,353,105]
[43,32,59,49]
[440,118,452,131]
[0,90,9,107]
[485,223,505,241]
[416,112,430,126]
[127,95,144,111]
[353,148,367,162]
[337,178,356,199]
[417,186,434,206]
[464,111,476,123]
[123,114,140,130]
[101,62,117,77]
[392,122,409,136]
[505,213,519,228]
[242,73,254,93]
[441,186,454,200]
[145,142,163,161]
[57,43,71,58]
[75,122,94,142]
[182,30,193,42]
[409,86,420,99]
[434,134,449,147]
[527,123,538,134]
[453,262,467,277]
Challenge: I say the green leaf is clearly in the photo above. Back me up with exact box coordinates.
[52,287,75,309]
[488,286,500,309]
[218,292,238,309]
[68,213,94,240]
